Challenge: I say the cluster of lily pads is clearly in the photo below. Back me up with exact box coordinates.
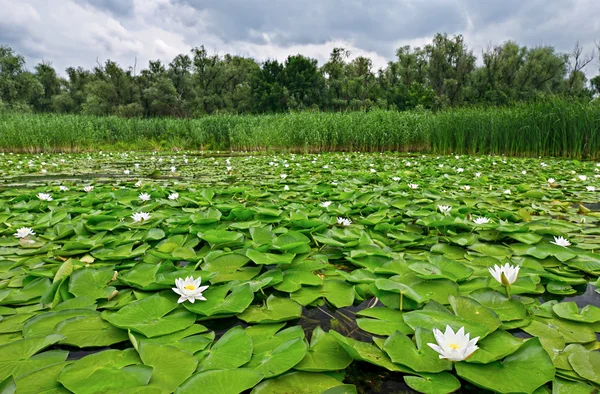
[0,151,599,394]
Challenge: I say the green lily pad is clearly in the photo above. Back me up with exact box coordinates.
[251,372,345,394]
[552,302,600,323]
[291,280,355,308]
[69,267,116,300]
[138,342,198,392]
[183,283,254,317]
[383,328,452,373]
[176,369,263,394]
[568,350,600,385]
[355,307,413,336]
[103,292,196,337]
[237,295,302,323]
[197,326,252,371]
[55,315,128,347]
[294,327,353,372]
[455,338,555,394]
[246,337,308,378]
[404,372,461,394]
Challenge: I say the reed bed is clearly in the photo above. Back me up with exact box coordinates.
[1,99,598,157]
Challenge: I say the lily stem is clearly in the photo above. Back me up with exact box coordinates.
[505,285,511,299]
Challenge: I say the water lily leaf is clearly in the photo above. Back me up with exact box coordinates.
[321,384,357,394]
[0,334,66,381]
[467,288,528,322]
[455,338,555,394]
[291,280,354,308]
[355,307,413,336]
[403,309,491,339]
[552,377,597,394]
[22,309,98,337]
[0,277,50,305]
[246,325,304,355]
[14,361,69,394]
[138,342,198,392]
[251,371,345,394]
[552,302,600,323]
[132,324,213,354]
[271,231,311,251]
[246,337,307,378]
[526,317,597,344]
[103,292,196,337]
[246,249,295,265]
[294,327,353,372]
[58,349,153,394]
[329,331,410,373]
[175,369,263,394]
[449,295,501,334]
[274,270,323,293]
[409,255,473,281]
[237,295,302,323]
[69,267,116,300]
[183,283,254,317]
[568,350,600,385]
[0,312,36,334]
[197,326,252,371]
[202,251,250,274]
[91,242,150,261]
[199,230,244,247]
[383,328,452,373]
[466,329,523,364]
[54,315,128,347]
[468,243,512,258]
[403,372,461,394]
[0,376,15,394]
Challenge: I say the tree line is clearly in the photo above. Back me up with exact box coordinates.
[1,33,599,117]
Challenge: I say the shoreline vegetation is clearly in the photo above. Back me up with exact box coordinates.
[1,98,599,157]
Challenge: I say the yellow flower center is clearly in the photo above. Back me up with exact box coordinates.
[184,284,196,291]
[449,343,460,350]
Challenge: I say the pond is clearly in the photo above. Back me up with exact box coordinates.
[0,151,599,393]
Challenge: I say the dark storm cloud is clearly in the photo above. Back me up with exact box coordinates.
[174,0,468,52]
[73,0,135,16]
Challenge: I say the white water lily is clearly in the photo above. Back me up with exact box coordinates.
[438,205,451,215]
[370,168,377,173]
[131,212,151,223]
[547,178,556,184]
[320,201,332,208]
[392,177,401,181]
[475,172,481,178]
[226,166,233,172]
[170,166,177,173]
[59,186,69,192]
[139,193,151,202]
[408,183,419,190]
[283,185,290,191]
[503,189,511,195]
[489,263,520,286]
[551,236,571,247]
[427,325,479,362]
[457,168,464,173]
[83,186,94,193]
[14,227,35,238]
[578,175,587,181]
[123,170,130,175]
[521,170,527,175]
[463,185,470,191]
[337,217,352,226]
[173,276,209,303]
[168,192,179,200]
[280,174,287,179]
[37,193,52,201]
[473,217,491,225]
[134,163,140,168]
[586,186,596,192]
[41,169,47,174]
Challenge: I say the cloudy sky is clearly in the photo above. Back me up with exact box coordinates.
[2,0,599,75]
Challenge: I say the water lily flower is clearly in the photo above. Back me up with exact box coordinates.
[59,186,69,192]
[37,193,52,201]
[131,212,151,222]
[586,186,595,192]
[170,166,176,173]
[521,170,527,175]
[323,165,329,169]
[578,175,588,181]
[473,217,491,225]
[408,183,419,189]
[320,201,332,208]
[14,227,35,238]
[427,325,479,362]
[475,172,481,178]
[226,166,233,172]
[41,169,47,174]
[489,264,520,286]
[503,189,511,195]
[464,185,470,191]
[139,193,151,202]
[172,276,209,303]
[438,205,451,215]
[541,162,547,167]
[370,168,376,173]
[168,192,179,200]
[123,170,130,175]
[134,180,143,188]
[284,185,290,191]
[134,163,140,168]
[280,174,287,179]
[551,236,571,247]
[457,168,464,173]
[83,186,94,193]
[547,178,556,184]
[392,177,401,181]
[337,217,352,226]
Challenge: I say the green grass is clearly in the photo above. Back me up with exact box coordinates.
[1,98,599,157]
